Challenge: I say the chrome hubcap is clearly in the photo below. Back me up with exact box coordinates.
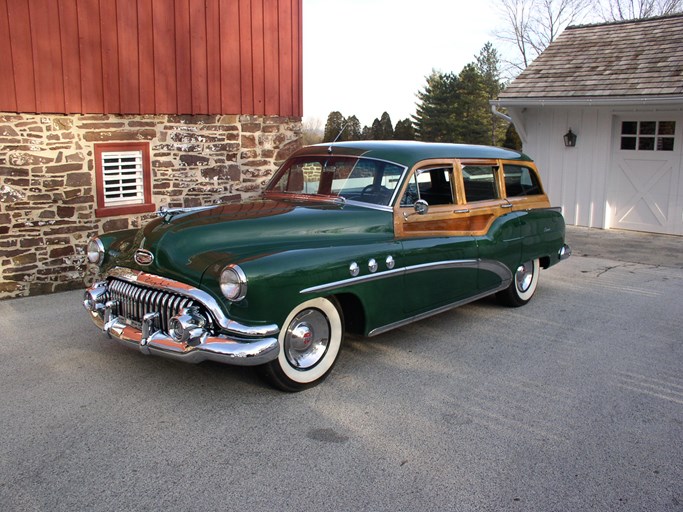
[284,308,330,369]
[516,261,534,292]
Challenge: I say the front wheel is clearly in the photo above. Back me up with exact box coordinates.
[259,297,344,392]
[496,258,540,307]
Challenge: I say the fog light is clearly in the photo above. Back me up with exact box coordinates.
[168,307,208,345]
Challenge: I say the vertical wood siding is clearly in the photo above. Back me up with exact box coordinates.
[0,0,303,116]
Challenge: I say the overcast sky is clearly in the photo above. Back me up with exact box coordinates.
[302,0,500,128]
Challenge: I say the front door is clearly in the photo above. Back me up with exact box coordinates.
[395,161,478,315]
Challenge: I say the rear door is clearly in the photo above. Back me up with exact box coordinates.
[458,160,522,292]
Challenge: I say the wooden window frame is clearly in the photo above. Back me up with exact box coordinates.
[94,142,155,218]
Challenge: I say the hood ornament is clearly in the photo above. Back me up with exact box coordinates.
[156,204,216,222]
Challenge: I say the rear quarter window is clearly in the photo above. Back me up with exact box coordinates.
[503,165,543,197]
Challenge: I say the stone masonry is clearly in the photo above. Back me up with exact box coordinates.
[0,113,302,299]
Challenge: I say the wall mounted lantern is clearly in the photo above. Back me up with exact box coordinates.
[564,129,577,147]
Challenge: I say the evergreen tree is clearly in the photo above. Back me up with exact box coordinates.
[345,115,362,140]
[361,125,372,140]
[323,111,345,142]
[412,70,459,142]
[378,112,394,139]
[476,42,507,145]
[394,118,416,140]
[370,118,382,139]
[452,63,490,145]
[503,123,522,150]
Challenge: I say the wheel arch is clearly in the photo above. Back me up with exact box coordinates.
[333,292,366,336]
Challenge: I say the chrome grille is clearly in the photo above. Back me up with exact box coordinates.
[108,278,201,333]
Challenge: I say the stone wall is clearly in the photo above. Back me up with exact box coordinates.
[0,113,302,299]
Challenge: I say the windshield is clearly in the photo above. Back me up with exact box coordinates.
[264,156,405,207]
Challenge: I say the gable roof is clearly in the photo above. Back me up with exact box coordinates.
[498,14,683,105]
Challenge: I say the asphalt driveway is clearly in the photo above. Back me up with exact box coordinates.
[1,228,681,511]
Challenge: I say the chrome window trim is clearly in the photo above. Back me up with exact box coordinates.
[300,259,512,295]
[106,267,279,337]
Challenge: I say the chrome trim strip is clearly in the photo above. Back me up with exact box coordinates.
[404,259,479,275]
[106,267,279,337]
[301,266,406,294]
[340,199,393,212]
[300,258,510,295]
[368,281,511,337]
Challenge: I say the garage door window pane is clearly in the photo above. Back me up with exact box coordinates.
[620,137,636,150]
[658,137,675,151]
[621,121,638,135]
[639,122,656,135]
[638,137,655,151]
[658,121,676,135]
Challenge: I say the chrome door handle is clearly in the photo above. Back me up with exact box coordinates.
[501,203,513,209]
[453,208,469,214]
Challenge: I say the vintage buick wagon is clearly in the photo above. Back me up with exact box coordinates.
[84,141,570,391]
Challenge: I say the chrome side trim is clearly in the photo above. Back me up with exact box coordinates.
[106,267,279,337]
[300,267,406,294]
[300,258,510,295]
[368,281,510,337]
[340,200,393,212]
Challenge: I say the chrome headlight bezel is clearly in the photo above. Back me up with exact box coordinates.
[87,237,105,265]
[219,264,248,301]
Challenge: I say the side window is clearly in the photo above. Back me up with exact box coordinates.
[503,165,542,197]
[462,165,498,202]
[401,167,455,206]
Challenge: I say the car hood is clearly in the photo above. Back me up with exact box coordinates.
[111,198,394,286]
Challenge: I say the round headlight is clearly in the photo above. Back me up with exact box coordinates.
[87,238,105,265]
[220,265,247,301]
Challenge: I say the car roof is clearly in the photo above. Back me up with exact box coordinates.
[292,141,532,167]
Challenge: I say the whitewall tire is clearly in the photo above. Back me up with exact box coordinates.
[497,258,540,307]
[260,297,344,392]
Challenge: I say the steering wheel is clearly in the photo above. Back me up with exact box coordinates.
[360,184,391,204]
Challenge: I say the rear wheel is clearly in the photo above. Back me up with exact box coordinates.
[497,258,540,307]
[259,297,344,392]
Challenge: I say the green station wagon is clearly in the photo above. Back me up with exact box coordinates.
[83,141,570,391]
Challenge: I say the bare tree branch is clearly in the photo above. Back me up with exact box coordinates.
[601,0,683,20]
[497,0,590,75]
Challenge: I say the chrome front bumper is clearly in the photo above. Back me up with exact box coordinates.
[83,270,280,367]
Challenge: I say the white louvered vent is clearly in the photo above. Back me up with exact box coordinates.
[101,150,145,206]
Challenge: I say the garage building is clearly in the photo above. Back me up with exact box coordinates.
[494,14,683,236]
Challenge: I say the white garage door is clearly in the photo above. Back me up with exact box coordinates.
[608,115,683,235]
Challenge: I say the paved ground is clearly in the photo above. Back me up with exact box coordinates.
[1,228,681,511]
[566,225,682,269]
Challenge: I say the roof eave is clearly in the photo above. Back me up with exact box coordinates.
[492,96,683,108]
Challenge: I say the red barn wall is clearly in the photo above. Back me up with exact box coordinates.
[0,0,303,117]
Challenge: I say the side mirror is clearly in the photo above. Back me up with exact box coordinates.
[414,199,429,215]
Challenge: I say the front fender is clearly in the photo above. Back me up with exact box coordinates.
[201,241,405,332]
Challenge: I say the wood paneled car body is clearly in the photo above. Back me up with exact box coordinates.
[83,141,570,391]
